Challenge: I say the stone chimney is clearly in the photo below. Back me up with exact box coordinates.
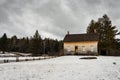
[67,31,69,35]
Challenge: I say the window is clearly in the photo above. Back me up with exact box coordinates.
[90,46,94,52]
[67,46,71,52]
[82,46,86,53]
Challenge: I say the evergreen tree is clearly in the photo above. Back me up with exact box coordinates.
[87,20,96,33]
[10,35,18,52]
[0,33,8,53]
[18,37,27,53]
[30,30,43,56]
[25,37,30,53]
[87,14,119,54]
[43,38,50,54]
[54,40,59,52]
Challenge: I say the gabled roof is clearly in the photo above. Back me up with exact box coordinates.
[63,33,99,42]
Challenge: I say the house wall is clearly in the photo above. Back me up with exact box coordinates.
[64,41,98,55]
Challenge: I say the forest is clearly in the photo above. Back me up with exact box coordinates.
[0,30,63,56]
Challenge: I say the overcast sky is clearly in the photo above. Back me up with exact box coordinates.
[0,0,120,40]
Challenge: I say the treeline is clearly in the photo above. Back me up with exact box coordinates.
[0,30,63,56]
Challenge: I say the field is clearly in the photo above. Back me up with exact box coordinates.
[0,56,120,80]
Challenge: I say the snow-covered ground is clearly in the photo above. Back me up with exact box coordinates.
[0,53,16,57]
[0,56,120,80]
[0,56,49,63]
[0,52,32,57]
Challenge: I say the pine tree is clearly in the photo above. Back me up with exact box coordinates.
[52,40,59,52]
[87,14,119,54]
[25,37,30,53]
[30,30,43,56]
[87,20,96,33]
[0,33,8,54]
[43,38,50,54]
[9,35,18,52]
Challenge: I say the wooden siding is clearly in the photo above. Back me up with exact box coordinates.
[64,41,98,55]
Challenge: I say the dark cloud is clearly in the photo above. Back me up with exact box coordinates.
[0,0,120,40]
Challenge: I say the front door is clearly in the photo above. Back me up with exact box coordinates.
[75,46,78,54]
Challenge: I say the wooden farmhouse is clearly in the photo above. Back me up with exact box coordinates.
[63,32,99,55]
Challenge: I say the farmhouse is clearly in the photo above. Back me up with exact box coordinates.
[63,32,99,55]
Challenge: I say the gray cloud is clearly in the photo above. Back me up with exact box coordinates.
[0,0,120,40]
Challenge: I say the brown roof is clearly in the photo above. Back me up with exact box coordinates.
[63,33,99,42]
